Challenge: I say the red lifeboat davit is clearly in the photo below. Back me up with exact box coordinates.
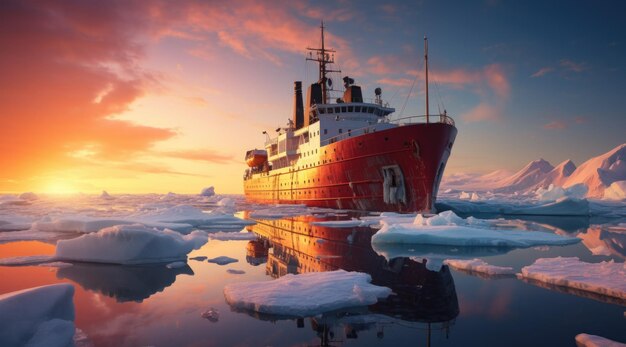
[245,149,267,167]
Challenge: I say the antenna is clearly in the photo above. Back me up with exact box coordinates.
[306,21,341,104]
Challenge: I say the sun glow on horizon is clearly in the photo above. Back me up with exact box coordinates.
[41,180,79,195]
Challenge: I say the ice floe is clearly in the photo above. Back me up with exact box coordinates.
[166,261,187,269]
[575,333,626,347]
[18,192,39,201]
[55,224,208,265]
[207,256,238,265]
[227,269,245,274]
[224,270,391,317]
[371,211,580,247]
[519,257,626,301]
[0,284,75,347]
[444,259,515,277]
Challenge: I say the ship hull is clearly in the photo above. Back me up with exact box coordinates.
[244,123,457,212]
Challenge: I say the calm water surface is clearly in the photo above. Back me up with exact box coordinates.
[1,212,624,347]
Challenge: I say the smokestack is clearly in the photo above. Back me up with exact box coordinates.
[293,81,304,129]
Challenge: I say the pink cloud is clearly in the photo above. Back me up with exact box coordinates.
[461,103,503,122]
[376,77,414,87]
[574,116,588,124]
[543,120,568,130]
[531,67,554,78]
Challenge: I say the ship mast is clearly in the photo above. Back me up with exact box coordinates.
[424,36,430,124]
[307,21,340,104]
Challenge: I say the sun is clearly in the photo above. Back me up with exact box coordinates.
[42,181,78,195]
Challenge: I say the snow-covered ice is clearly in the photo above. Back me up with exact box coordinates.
[224,270,391,317]
[371,211,580,247]
[207,256,238,265]
[0,284,75,347]
[444,259,515,276]
[519,257,626,301]
[55,224,208,265]
[575,333,626,347]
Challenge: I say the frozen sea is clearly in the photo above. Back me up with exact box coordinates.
[0,193,625,347]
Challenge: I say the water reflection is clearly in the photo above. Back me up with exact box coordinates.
[242,216,459,346]
[57,263,194,302]
[578,225,626,260]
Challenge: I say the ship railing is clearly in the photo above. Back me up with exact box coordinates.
[390,114,455,127]
[320,113,455,146]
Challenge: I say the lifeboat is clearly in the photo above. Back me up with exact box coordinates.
[245,149,267,167]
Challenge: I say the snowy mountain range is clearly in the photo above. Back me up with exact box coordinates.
[443,143,626,199]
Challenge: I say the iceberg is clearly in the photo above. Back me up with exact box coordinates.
[604,181,626,200]
[200,186,215,197]
[224,270,391,317]
[55,224,208,265]
[519,257,626,301]
[0,284,75,347]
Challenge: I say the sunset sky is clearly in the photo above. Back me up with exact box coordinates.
[1,0,625,194]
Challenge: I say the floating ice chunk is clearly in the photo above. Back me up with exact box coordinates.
[459,191,471,199]
[189,256,208,261]
[207,256,238,265]
[0,255,55,266]
[166,261,187,269]
[130,205,254,230]
[444,259,515,276]
[224,270,391,317]
[201,307,219,322]
[227,269,245,274]
[372,212,579,247]
[604,181,626,200]
[575,333,626,347]
[0,284,75,347]
[18,192,39,201]
[200,186,215,197]
[208,231,257,241]
[519,257,626,301]
[55,224,208,265]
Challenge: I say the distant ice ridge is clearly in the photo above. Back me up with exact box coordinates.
[200,186,215,197]
[29,204,253,234]
[55,224,208,265]
[371,210,580,247]
[575,333,626,347]
[0,284,75,347]
[224,270,391,317]
[519,257,626,301]
[441,143,626,199]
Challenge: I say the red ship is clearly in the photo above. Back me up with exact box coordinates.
[244,24,457,213]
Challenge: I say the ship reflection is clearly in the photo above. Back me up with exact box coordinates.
[243,216,459,346]
[57,263,194,302]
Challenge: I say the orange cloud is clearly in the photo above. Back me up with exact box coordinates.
[0,1,175,187]
[160,149,235,164]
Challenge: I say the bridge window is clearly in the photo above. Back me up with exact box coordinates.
[341,106,347,113]
[348,106,353,112]
[355,106,361,112]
